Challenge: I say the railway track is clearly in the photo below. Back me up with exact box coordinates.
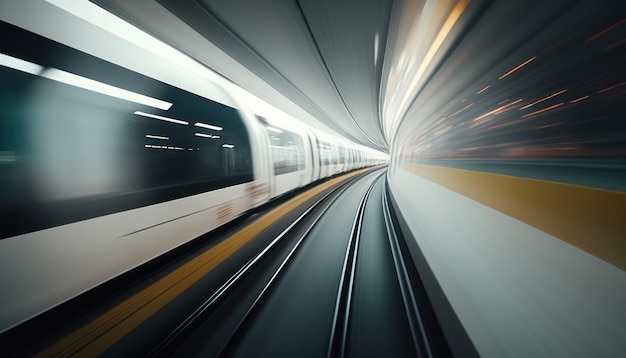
[164,168,448,357]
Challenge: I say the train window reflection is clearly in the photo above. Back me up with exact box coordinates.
[257,118,305,175]
[0,21,253,239]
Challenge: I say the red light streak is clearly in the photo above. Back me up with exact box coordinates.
[585,18,626,43]
[604,38,626,50]
[597,82,626,94]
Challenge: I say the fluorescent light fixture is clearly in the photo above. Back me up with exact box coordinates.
[44,0,232,91]
[195,132,213,139]
[145,145,185,151]
[0,53,43,75]
[266,126,283,133]
[146,134,169,140]
[222,144,235,148]
[195,133,221,139]
[194,122,223,131]
[134,111,188,125]
[1,53,174,111]
[374,32,380,66]
[39,68,172,110]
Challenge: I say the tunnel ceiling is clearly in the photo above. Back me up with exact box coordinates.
[90,0,394,151]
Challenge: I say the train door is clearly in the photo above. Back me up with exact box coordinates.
[311,131,321,181]
[221,147,235,175]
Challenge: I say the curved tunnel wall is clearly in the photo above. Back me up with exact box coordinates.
[386,0,626,356]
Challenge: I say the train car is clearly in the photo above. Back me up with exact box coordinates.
[304,127,323,183]
[0,0,274,332]
[314,130,340,178]
[0,0,385,333]
[257,116,311,198]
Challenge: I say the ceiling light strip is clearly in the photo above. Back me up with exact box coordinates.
[40,68,172,110]
[194,122,223,131]
[135,111,188,125]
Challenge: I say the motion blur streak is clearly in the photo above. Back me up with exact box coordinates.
[476,85,490,94]
[498,56,536,80]
[597,82,626,94]
[569,95,590,103]
[393,0,626,160]
[585,18,626,43]
[405,0,470,100]
[40,68,173,110]
[468,99,522,124]
[384,0,470,138]
[0,52,43,75]
[521,102,564,118]
[37,169,369,357]
[133,111,189,125]
[405,163,626,270]
[519,89,567,110]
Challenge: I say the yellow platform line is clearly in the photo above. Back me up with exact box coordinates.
[38,168,370,357]
[404,163,626,271]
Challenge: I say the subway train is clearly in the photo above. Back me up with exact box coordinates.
[0,1,386,332]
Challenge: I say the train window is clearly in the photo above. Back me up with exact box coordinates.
[265,125,305,175]
[319,140,331,166]
[0,21,253,239]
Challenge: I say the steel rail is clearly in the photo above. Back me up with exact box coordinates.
[382,177,434,358]
[327,173,382,358]
[215,176,357,357]
[149,176,357,357]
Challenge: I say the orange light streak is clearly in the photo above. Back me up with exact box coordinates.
[469,98,523,124]
[570,95,590,103]
[487,116,529,131]
[520,89,567,110]
[585,18,626,43]
[597,82,626,94]
[393,0,470,128]
[449,102,474,119]
[521,102,564,118]
[477,85,491,94]
[499,56,537,80]
[538,122,566,129]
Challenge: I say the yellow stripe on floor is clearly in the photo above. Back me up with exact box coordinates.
[38,168,371,357]
[405,163,626,271]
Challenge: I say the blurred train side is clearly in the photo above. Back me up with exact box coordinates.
[257,116,386,199]
[0,1,386,333]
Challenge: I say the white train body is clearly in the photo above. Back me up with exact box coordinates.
[0,0,386,332]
